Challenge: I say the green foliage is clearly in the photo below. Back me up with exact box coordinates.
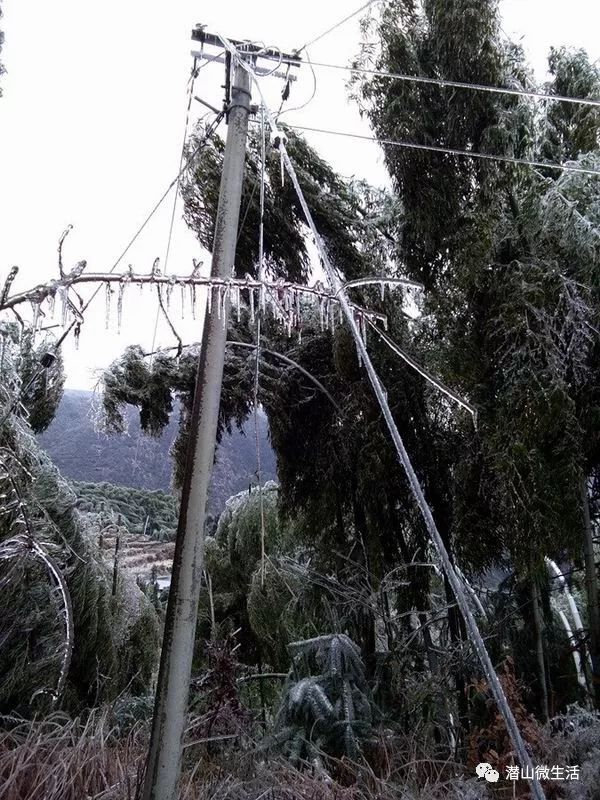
[197,484,294,667]
[354,0,600,579]
[182,127,374,283]
[73,480,178,541]
[18,328,65,433]
[100,344,255,490]
[0,322,65,433]
[215,481,281,582]
[247,559,310,670]
[0,326,160,713]
[540,48,600,165]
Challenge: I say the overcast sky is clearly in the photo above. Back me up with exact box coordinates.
[1,1,599,389]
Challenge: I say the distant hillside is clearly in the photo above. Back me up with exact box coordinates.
[37,389,277,515]
[74,481,179,540]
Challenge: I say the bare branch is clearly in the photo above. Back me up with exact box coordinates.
[57,225,73,279]
[0,266,18,308]
[156,285,183,356]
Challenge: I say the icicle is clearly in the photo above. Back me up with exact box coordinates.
[216,286,222,319]
[249,286,255,323]
[48,292,56,320]
[280,148,285,187]
[105,283,112,329]
[59,286,69,328]
[235,285,241,322]
[190,284,197,319]
[180,282,186,319]
[339,303,343,325]
[260,283,266,314]
[117,283,125,333]
[318,295,324,331]
[74,322,81,350]
[31,300,41,332]
[221,285,228,327]
[380,281,385,302]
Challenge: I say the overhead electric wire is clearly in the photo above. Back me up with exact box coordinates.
[48,108,225,357]
[276,49,317,120]
[255,104,267,589]
[150,58,202,364]
[306,58,600,109]
[297,0,382,53]
[0,112,223,435]
[294,3,600,111]
[286,123,600,178]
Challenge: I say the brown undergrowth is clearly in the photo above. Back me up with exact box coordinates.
[0,708,490,800]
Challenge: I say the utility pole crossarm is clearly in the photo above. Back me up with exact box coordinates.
[191,25,303,67]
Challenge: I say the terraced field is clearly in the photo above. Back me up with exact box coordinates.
[98,527,175,586]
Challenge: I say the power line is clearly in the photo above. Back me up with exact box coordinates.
[306,58,600,110]
[297,0,381,52]
[286,123,600,178]
[150,59,202,364]
[52,109,225,352]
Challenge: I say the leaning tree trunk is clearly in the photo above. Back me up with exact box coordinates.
[582,476,600,709]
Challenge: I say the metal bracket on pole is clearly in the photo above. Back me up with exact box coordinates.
[191,24,302,69]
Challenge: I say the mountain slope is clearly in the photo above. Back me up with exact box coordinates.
[37,389,277,514]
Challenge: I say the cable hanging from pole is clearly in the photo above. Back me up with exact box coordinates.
[51,108,225,354]
[297,0,382,53]
[0,109,225,432]
[217,31,547,800]
[151,57,203,365]
[255,103,268,588]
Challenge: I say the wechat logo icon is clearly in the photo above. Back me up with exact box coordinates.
[476,762,500,783]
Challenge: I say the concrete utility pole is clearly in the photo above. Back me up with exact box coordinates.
[141,57,251,800]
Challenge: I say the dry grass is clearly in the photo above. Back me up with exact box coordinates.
[0,709,494,800]
[0,709,146,800]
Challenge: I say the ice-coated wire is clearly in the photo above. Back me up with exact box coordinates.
[150,58,202,366]
[308,58,600,110]
[287,123,600,179]
[297,0,381,52]
[255,104,267,588]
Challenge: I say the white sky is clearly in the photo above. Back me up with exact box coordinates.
[0,1,599,389]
